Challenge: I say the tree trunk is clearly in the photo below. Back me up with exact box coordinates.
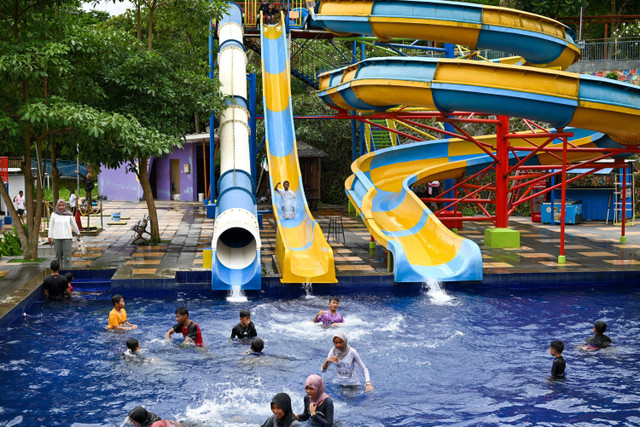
[138,157,160,243]
[147,7,154,51]
[50,139,60,204]
[136,2,142,45]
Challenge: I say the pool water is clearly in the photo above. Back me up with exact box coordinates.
[0,285,639,426]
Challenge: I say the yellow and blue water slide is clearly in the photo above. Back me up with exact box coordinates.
[312,0,640,282]
[261,15,337,283]
[211,3,262,290]
[314,0,580,69]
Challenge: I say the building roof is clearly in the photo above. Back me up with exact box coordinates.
[297,141,328,158]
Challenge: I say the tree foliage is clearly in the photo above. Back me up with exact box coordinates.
[0,0,225,255]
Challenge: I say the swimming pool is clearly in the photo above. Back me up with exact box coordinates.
[0,285,639,426]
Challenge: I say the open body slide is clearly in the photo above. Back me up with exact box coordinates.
[312,0,640,282]
[261,16,337,283]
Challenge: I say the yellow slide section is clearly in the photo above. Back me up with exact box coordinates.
[261,19,336,283]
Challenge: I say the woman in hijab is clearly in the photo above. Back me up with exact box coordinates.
[128,406,182,426]
[321,330,374,392]
[296,374,334,426]
[47,199,81,269]
[261,392,300,427]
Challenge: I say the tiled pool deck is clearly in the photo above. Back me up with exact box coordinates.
[1,201,639,324]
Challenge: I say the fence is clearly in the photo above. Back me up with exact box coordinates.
[477,39,640,62]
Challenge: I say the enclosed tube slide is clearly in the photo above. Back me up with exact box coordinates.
[261,14,337,283]
[212,2,261,290]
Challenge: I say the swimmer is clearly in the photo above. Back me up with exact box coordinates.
[322,330,373,392]
[261,393,300,427]
[128,406,182,426]
[65,272,74,293]
[313,296,343,327]
[296,374,334,426]
[583,320,612,349]
[549,340,565,380]
[42,260,71,300]
[230,309,258,341]
[107,295,137,330]
[165,306,204,347]
[126,338,140,355]
[244,337,264,356]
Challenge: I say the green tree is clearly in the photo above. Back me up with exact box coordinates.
[0,0,210,257]
[86,0,226,242]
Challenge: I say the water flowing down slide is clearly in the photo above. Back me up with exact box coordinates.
[312,0,640,282]
[261,16,337,283]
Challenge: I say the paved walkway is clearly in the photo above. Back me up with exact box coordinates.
[1,201,639,317]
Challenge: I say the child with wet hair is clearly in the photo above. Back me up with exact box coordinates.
[313,296,343,327]
[584,320,612,349]
[230,309,258,341]
[126,338,140,354]
[549,340,565,380]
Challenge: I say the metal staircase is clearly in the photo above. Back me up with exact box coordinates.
[364,118,398,152]
[613,167,636,226]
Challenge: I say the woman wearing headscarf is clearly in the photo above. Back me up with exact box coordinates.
[261,392,300,427]
[47,199,80,269]
[127,406,182,426]
[296,374,334,426]
[322,330,374,392]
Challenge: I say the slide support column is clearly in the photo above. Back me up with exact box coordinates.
[485,116,520,248]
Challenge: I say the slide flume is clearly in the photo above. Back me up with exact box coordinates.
[261,15,337,283]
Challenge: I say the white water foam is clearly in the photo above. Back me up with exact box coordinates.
[423,277,454,305]
[185,380,284,426]
[227,285,248,303]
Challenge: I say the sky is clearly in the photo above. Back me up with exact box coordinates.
[82,0,134,16]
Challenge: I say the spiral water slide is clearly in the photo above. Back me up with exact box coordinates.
[211,3,262,290]
[261,16,337,283]
[312,0,640,282]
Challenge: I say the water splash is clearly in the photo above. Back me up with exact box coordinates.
[423,277,454,305]
[227,285,248,303]
[303,280,314,299]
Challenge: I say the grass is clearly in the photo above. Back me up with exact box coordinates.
[8,258,46,263]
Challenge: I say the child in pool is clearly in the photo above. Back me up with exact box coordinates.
[584,320,612,349]
[296,374,334,426]
[261,392,300,427]
[244,337,265,356]
[549,340,565,380]
[230,309,258,341]
[165,306,204,347]
[108,295,137,330]
[313,296,343,327]
[126,338,140,355]
[128,406,182,426]
[322,330,373,392]
[65,272,74,293]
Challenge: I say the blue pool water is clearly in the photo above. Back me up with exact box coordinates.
[0,285,639,426]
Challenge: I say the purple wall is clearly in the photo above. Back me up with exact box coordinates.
[100,145,199,202]
[99,164,142,202]
[155,145,198,202]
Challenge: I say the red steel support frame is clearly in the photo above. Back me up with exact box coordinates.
[622,164,627,240]
[560,134,568,260]
[495,116,510,228]
[339,110,640,236]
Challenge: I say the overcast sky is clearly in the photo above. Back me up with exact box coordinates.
[82,0,134,16]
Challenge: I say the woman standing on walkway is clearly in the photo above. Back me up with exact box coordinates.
[48,199,80,269]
